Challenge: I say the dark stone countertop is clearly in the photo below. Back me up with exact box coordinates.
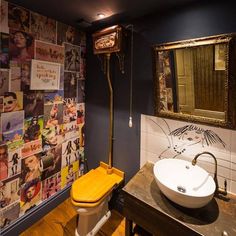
[122,162,236,236]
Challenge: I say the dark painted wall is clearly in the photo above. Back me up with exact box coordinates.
[85,1,236,182]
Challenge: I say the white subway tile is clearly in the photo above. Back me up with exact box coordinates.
[231,162,236,181]
[140,149,160,167]
[230,130,236,155]
[230,180,236,195]
[141,114,236,189]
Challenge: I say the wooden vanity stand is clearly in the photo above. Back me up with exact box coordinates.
[122,162,236,236]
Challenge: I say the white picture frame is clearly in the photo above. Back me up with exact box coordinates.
[30,59,61,90]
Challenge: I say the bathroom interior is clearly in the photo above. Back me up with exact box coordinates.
[0,0,236,235]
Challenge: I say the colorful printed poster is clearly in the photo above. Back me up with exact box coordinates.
[41,145,62,180]
[9,61,31,91]
[0,201,20,230]
[24,115,44,143]
[0,69,9,96]
[77,103,85,125]
[0,0,9,33]
[0,95,3,112]
[64,121,77,141]
[30,60,60,90]
[77,123,85,148]
[42,172,61,200]
[8,3,30,31]
[35,40,65,65]
[44,90,64,105]
[20,178,41,216]
[1,110,24,133]
[23,90,44,118]
[79,45,86,79]
[63,98,77,123]
[9,29,34,62]
[3,91,23,112]
[41,126,63,151]
[44,103,63,128]
[30,13,56,43]
[61,160,79,189]
[2,129,23,145]
[64,43,80,72]
[7,147,21,177]
[0,33,9,68]
[64,72,77,99]
[72,136,80,152]
[20,61,31,91]
[78,146,85,176]
[77,80,85,103]
[61,138,78,168]
[21,154,41,184]
[0,144,8,181]
[0,174,20,209]
[9,61,21,92]
[21,140,42,159]
[57,22,81,46]
[59,65,64,90]
[7,138,24,152]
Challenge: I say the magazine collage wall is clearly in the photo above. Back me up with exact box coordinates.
[0,0,86,230]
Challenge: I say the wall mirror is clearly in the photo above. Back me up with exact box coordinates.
[153,34,236,128]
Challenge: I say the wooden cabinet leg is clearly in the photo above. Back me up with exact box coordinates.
[125,218,133,236]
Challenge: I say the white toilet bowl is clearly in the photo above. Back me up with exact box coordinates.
[70,162,124,236]
[73,194,111,236]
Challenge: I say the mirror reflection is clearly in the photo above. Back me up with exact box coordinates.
[155,37,230,123]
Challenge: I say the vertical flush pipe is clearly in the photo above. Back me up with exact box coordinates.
[105,53,114,173]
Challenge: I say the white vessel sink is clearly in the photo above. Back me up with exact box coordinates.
[153,159,216,208]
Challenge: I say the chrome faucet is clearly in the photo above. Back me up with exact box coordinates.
[192,151,227,196]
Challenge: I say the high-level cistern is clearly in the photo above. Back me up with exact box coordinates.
[192,151,227,196]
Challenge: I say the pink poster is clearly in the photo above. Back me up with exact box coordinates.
[35,40,65,65]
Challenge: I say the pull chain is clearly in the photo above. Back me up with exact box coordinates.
[129,25,134,128]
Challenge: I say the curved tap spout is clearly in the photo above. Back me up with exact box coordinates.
[192,151,219,193]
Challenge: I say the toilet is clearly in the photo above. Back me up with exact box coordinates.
[71,162,124,236]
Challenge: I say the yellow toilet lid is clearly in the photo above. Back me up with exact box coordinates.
[71,167,123,203]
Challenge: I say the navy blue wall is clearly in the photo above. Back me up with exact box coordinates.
[86,1,236,183]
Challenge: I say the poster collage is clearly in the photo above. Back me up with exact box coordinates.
[0,0,86,230]
[157,50,174,112]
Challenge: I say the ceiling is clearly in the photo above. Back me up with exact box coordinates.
[7,0,198,30]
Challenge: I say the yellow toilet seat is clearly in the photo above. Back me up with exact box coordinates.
[71,162,124,208]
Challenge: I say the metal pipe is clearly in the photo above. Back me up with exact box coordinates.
[105,53,113,171]
[192,152,228,196]
[192,151,219,193]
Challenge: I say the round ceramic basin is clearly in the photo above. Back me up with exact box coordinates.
[153,159,216,208]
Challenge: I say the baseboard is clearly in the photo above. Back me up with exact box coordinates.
[0,185,71,236]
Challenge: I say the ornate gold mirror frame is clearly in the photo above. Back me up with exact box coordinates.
[153,33,236,128]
